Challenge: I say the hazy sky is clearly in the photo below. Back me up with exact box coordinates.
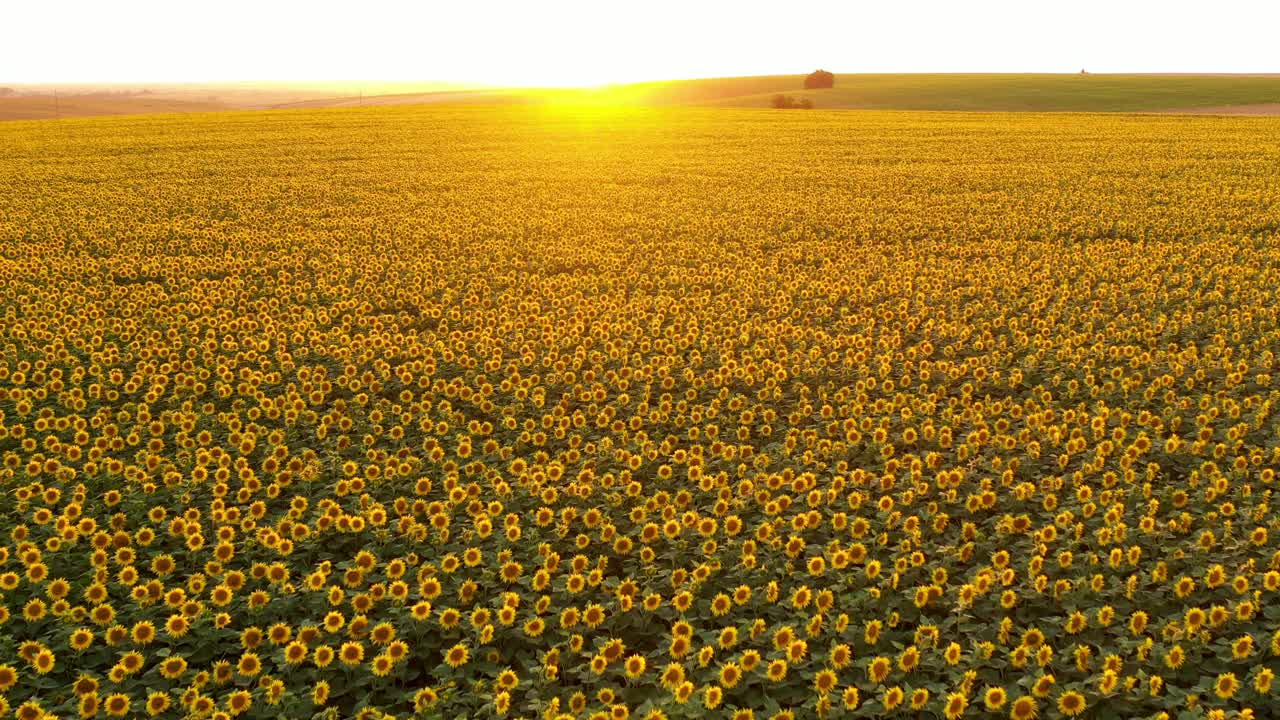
[5,0,1279,86]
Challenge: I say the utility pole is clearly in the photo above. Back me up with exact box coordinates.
[53,88,60,119]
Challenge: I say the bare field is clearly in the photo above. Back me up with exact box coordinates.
[1162,103,1280,116]
[0,95,228,121]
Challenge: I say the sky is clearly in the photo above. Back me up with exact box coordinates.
[4,0,1279,86]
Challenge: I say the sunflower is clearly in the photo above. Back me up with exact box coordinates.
[371,654,394,677]
[411,602,433,621]
[445,643,469,668]
[236,653,261,677]
[787,640,808,662]
[1164,645,1184,669]
[911,688,930,710]
[814,669,837,695]
[865,619,883,645]
[624,654,647,679]
[268,623,293,645]
[1031,674,1055,698]
[984,687,1007,710]
[499,562,522,583]
[1056,691,1085,717]
[227,690,252,714]
[73,675,99,697]
[1096,605,1115,626]
[438,607,461,629]
[1184,606,1206,631]
[1073,645,1092,672]
[339,642,364,666]
[944,692,967,719]
[118,651,144,674]
[868,656,892,684]
[882,686,904,711]
[669,635,691,658]
[89,603,115,626]
[718,627,739,649]
[23,600,46,622]
[1209,605,1230,627]
[1231,635,1253,659]
[840,685,860,710]
[604,639,627,662]
[830,643,852,669]
[165,614,190,638]
[1009,695,1038,720]
[704,685,724,709]
[69,628,94,651]
[766,659,788,682]
[212,660,233,685]
[284,641,308,664]
[898,645,920,672]
[106,625,129,646]
[32,650,55,674]
[131,621,157,645]
[1255,667,1275,694]
[1214,672,1239,699]
[160,656,187,679]
[674,680,695,704]
[103,693,130,717]
[943,642,962,665]
[1266,571,1280,592]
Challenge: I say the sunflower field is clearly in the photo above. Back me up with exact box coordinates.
[1,106,1279,720]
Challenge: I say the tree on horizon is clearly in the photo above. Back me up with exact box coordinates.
[804,70,835,89]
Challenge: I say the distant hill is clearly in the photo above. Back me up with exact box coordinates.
[0,81,478,121]
[556,73,1280,113]
[6,74,1280,121]
[265,74,1280,114]
[0,94,229,121]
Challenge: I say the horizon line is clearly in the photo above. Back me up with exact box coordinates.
[6,70,1280,88]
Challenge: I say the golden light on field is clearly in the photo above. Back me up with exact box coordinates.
[2,105,1280,718]
[5,0,1280,717]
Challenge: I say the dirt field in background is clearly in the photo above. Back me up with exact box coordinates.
[1164,103,1280,116]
